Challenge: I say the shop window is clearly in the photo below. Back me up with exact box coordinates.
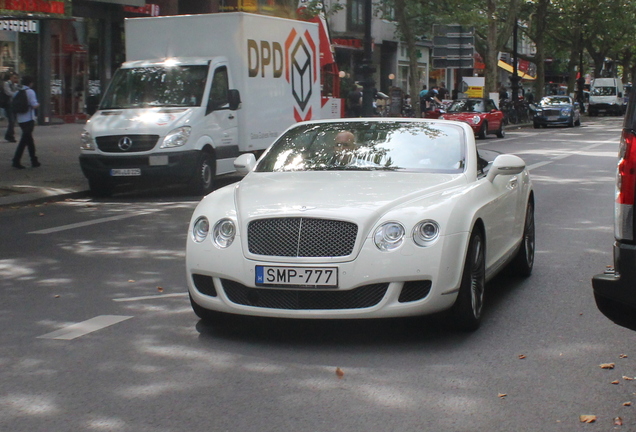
[347,0,364,32]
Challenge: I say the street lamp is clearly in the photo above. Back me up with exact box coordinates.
[510,19,521,101]
[360,0,376,116]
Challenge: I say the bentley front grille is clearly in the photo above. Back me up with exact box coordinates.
[247,217,358,258]
[221,279,389,310]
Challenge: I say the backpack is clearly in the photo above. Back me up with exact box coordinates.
[12,89,29,114]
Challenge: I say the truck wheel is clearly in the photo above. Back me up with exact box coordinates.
[190,151,216,195]
[88,179,114,197]
[449,228,486,332]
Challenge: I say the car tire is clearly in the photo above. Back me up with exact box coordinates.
[450,228,486,332]
[568,118,574,127]
[510,199,535,277]
[574,118,581,126]
[496,122,505,138]
[478,122,487,139]
[88,178,114,197]
[189,293,225,324]
[190,150,216,195]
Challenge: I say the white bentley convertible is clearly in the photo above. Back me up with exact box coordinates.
[186,119,534,331]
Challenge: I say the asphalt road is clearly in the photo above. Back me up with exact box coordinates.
[1,116,634,431]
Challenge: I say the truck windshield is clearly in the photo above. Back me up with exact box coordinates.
[100,65,209,109]
[591,86,617,96]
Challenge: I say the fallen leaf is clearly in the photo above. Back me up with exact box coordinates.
[623,401,632,406]
[335,367,344,379]
[157,286,164,293]
[620,354,628,359]
[579,415,597,423]
[612,380,620,385]
[498,393,507,398]
[518,354,526,359]
[39,213,44,216]
[128,280,135,283]
[623,376,634,381]
[614,417,623,426]
[54,295,60,298]
[600,363,616,369]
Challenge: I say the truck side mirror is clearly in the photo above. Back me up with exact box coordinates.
[228,89,241,111]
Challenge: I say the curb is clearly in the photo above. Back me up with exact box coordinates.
[0,187,89,209]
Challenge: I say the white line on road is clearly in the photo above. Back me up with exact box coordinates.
[37,315,133,340]
[29,210,162,234]
[113,293,188,302]
[524,140,615,172]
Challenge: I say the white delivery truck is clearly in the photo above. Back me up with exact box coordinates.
[588,77,626,116]
[79,13,326,196]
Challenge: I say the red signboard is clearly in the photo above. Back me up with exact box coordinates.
[123,4,160,16]
[3,0,65,14]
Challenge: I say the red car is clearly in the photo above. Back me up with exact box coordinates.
[439,98,505,139]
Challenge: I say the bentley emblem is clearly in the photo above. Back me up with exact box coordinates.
[118,136,133,151]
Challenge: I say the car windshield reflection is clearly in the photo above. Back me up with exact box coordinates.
[255,121,466,174]
[447,100,485,113]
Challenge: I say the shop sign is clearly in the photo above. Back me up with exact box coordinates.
[123,4,160,16]
[0,19,38,33]
[2,0,65,14]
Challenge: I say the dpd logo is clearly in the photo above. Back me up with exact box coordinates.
[284,28,317,122]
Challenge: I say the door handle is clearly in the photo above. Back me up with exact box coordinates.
[508,177,518,189]
[228,113,235,120]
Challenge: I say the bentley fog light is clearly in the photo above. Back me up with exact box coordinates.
[213,218,236,248]
[80,130,95,150]
[161,126,191,148]
[413,220,440,247]
[374,222,405,251]
[472,116,481,124]
[192,216,210,243]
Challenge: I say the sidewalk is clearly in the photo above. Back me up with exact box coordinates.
[0,119,88,207]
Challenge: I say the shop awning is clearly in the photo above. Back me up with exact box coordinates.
[498,60,536,80]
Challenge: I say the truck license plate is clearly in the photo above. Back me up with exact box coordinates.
[255,266,338,287]
[110,168,141,177]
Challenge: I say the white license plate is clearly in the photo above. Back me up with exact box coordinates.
[255,266,338,287]
[547,116,560,121]
[110,168,141,177]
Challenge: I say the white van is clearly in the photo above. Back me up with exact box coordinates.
[79,13,323,196]
[588,78,626,116]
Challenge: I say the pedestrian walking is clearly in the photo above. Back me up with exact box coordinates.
[11,76,40,169]
[2,71,18,142]
[347,84,362,117]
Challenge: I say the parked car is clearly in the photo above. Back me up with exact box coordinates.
[592,91,636,331]
[532,96,581,128]
[439,98,505,139]
[186,118,535,331]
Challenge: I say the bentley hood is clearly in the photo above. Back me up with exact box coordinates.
[228,171,467,231]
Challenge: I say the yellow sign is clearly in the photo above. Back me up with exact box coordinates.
[466,86,483,98]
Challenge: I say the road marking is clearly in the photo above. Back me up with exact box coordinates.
[524,141,615,172]
[29,210,162,234]
[113,293,188,302]
[37,315,133,340]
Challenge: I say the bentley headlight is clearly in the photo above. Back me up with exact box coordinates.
[413,220,440,247]
[374,222,405,251]
[472,115,481,124]
[80,130,94,150]
[213,218,236,248]
[561,108,572,116]
[161,126,191,148]
[192,216,210,243]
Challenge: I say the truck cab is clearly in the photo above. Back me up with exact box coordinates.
[588,77,626,116]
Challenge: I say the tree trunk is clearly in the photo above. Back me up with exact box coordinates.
[394,0,422,116]
[485,0,498,94]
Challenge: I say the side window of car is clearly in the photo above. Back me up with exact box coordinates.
[207,66,229,114]
[485,100,495,111]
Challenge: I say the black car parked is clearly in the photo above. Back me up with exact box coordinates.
[592,92,636,330]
